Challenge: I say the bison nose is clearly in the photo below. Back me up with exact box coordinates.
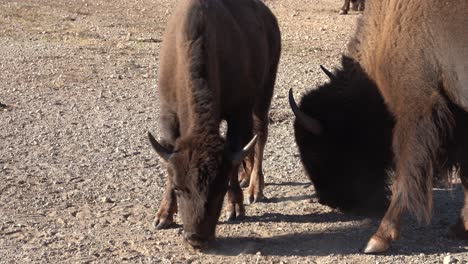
[184,232,212,250]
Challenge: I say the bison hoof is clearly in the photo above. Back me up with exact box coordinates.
[226,204,245,221]
[240,179,250,188]
[153,218,175,230]
[339,10,348,15]
[363,235,391,254]
[248,194,264,204]
[226,211,245,221]
[226,211,237,221]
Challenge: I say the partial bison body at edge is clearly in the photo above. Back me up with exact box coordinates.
[289,56,394,215]
[148,0,281,250]
[292,0,468,253]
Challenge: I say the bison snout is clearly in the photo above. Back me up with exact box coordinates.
[183,232,213,250]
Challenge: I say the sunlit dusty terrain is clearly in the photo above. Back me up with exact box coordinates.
[0,0,466,262]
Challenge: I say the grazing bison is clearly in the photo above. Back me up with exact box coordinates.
[291,0,468,253]
[148,0,281,249]
[340,0,365,15]
[289,57,394,215]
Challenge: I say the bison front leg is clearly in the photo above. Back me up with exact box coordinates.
[153,110,179,229]
[154,175,178,229]
[365,98,452,253]
[364,198,402,253]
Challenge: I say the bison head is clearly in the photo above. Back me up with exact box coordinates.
[289,56,394,215]
[148,132,256,249]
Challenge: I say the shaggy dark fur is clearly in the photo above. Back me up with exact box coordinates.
[294,56,394,215]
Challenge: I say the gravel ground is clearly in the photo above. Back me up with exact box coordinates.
[0,0,466,263]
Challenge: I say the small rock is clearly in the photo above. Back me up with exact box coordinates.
[100,197,114,203]
[444,255,459,264]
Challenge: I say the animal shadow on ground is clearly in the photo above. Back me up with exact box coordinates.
[264,181,314,202]
[209,184,466,256]
[265,193,315,203]
[267,181,312,187]
[221,211,367,225]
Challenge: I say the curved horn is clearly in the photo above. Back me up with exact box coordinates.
[320,65,336,80]
[230,135,258,165]
[147,132,174,162]
[288,89,323,136]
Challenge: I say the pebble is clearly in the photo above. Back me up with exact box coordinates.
[100,197,115,203]
[444,255,459,264]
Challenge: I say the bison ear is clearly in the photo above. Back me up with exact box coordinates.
[147,132,174,162]
[288,89,323,136]
[228,135,258,165]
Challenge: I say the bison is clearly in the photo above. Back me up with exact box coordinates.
[148,0,281,250]
[340,0,365,15]
[291,0,468,253]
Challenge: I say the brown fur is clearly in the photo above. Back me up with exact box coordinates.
[152,0,281,249]
[347,0,468,251]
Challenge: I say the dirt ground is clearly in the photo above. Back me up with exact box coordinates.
[0,0,466,263]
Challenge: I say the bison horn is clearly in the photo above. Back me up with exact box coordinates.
[288,89,323,136]
[230,135,258,165]
[148,132,174,162]
[320,65,336,80]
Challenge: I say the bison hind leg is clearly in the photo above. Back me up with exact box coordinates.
[340,0,351,14]
[239,160,252,188]
[358,0,365,12]
[351,0,359,11]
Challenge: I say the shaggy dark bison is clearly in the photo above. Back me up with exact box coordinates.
[291,0,468,253]
[148,0,281,249]
[289,58,394,215]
